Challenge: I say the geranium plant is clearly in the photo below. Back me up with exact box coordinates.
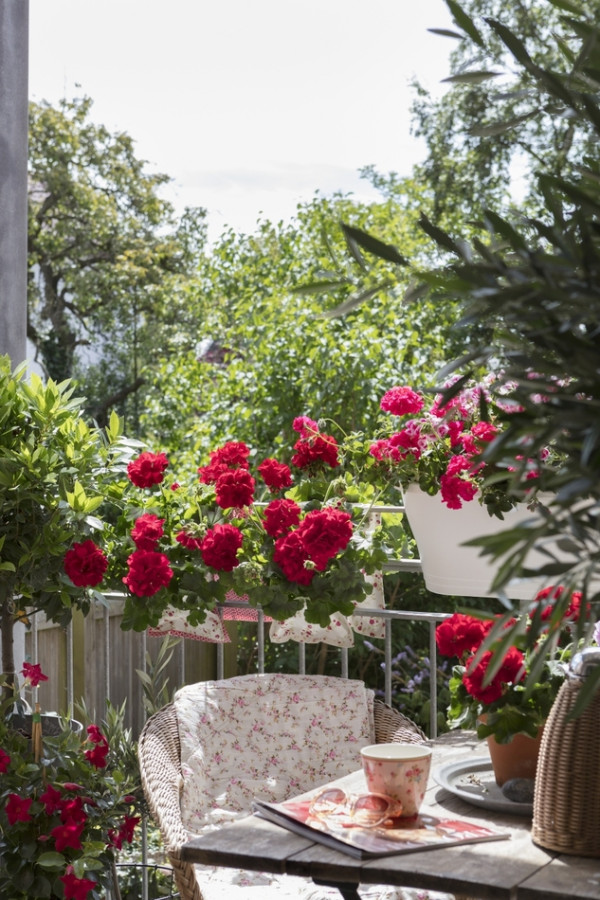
[0,665,142,900]
[435,585,591,743]
[81,415,390,632]
[367,379,553,516]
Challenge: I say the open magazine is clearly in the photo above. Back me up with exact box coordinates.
[253,794,509,860]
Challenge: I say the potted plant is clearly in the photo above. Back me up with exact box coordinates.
[100,415,393,645]
[434,585,591,785]
[365,379,559,598]
[0,664,142,900]
[0,356,132,695]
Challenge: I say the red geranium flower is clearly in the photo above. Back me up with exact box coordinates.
[6,793,33,824]
[122,550,173,596]
[127,451,169,488]
[60,868,97,900]
[463,646,525,704]
[263,499,302,538]
[292,416,319,436]
[131,513,165,550]
[435,613,490,659]
[215,468,255,509]
[273,530,314,585]
[198,441,250,483]
[291,432,339,470]
[64,540,108,587]
[257,458,293,492]
[296,507,353,570]
[176,530,204,551]
[379,386,424,416]
[439,455,478,509]
[21,661,49,687]
[200,523,243,571]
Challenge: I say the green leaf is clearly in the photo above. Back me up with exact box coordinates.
[442,70,501,84]
[468,111,537,137]
[341,223,409,265]
[418,214,463,256]
[446,0,485,47]
[427,27,464,39]
[36,851,67,869]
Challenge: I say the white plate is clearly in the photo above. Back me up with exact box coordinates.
[433,757,533,817]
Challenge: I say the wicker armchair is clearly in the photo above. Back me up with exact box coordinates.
[138,681,427,900]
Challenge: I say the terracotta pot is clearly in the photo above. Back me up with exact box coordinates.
[486,727,545,787]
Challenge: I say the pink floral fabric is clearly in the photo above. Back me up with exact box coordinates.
[147,606,230,642]
[177,674,374,831]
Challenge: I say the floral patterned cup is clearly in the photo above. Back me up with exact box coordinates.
[360,743,433,817]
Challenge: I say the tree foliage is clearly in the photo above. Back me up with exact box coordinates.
[141,184,463,470]
[411,0,600,220]
[27,97,207,429]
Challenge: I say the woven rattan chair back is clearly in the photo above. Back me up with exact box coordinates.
[138,679,426,900]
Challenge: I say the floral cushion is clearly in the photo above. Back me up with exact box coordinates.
[176,673,374,831]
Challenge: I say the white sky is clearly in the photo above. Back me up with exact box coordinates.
[29,0,454,240]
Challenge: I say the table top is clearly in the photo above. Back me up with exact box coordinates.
[181,731,600,900]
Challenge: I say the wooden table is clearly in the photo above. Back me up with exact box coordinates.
[182,732,600,900]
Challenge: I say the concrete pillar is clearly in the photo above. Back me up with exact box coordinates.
[0,0,29,366]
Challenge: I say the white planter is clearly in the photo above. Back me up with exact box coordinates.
[402,484,556,600]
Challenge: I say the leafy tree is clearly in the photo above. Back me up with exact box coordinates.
[411,0,600,221]
[141,184,463,470]
[27,97,207,430]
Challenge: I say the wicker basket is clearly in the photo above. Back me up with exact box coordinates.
[532,649,600,858]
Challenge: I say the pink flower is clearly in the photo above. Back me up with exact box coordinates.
[379,386,424,416]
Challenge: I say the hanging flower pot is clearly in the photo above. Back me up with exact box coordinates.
[402,484,554,599]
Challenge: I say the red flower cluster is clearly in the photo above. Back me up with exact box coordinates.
[273,507,353,585]
[21,661,48,687]
[257,458,293,492]
[131,513,165,550]
[534,584,588,625]
[215,468,256,509]
[84,724,109,769]
[64,539,108,587]
[379,386,425,416]
[290,419,339,471]
[436,612,526,704]
[263,499,302,537]
[198,441,251,484]
[0,747,10,773]
[122,550,173,597]
[200,523,243,571]
[127,451,169,488]
[371,383,503,509]
[108,813,141,850]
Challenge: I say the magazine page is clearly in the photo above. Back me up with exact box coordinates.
[253,794,509,860]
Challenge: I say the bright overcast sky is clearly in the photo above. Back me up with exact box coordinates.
[29,0,454,239]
